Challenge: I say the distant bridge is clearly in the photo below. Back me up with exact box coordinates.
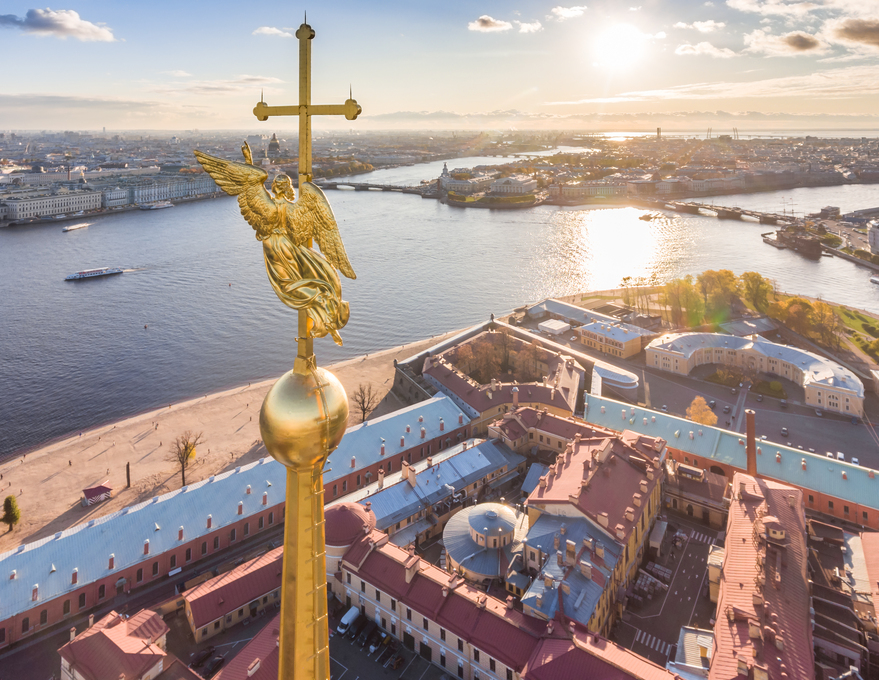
[318,181,427,195]
[637,198,796,225]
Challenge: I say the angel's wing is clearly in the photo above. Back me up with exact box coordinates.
[194,150,273,237]
[289,182,356,279]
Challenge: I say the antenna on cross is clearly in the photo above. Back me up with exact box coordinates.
[349,84,352,99]
[304,11,307,23]
[260,89,264,104]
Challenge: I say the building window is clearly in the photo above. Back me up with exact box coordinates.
[507,670,513,680]
[186,548,192,562]
[40,609,48,626]
[98,584,105,600]
[375,590,381,602]
[343,481,347,492]
[170,554,177,569]
[346,573,351,584]
[490,658,496,672]
[269,512,275,525]
[333,485,338,498]
[474,650,480,663]
[230,528,237,542]
[808,495,814,504]
[458,638,464,652]
[259,516,264,530]
[213,536,220,550]
[361,581,366,593]
[423,617,429,631]
[406,607,412,621]
[829,501,835,510]
[214,621,220,630]
[440,650,446,667]
[391,599,396,612]
[357,474,361,487]
[844,505,850,516]
[244,523,250,536]
[238,608,244,617]
[863,511,869,522]
[441,628,446,641]
[458,660,464,679]
[21,618,28,634]
[63,599,71,615]
[263,596,268,604]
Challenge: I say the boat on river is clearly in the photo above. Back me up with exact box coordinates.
[62,223,89,233]
[871,276,879,285]
[139,201,173,210]
[65,267,123,281]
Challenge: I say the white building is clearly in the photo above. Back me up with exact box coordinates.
[869,222,879,254]
[490,176,537,195]
[3,190,103,220]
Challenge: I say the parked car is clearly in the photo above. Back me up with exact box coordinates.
[837,452,845,461]
[358,620,378,647]
[336,606,360,635]
[190,645,215,668]
[369,630,389,654]
[731,388,737,395]
[780,427,789,437]
[760,435,768,441]
[723,405,731,414]
[348,614,368,640]
[661,405,668,412]
[815,410,823,417]
[569,335,577,342]
[780,399,788,408]
[756,394,763,402]
[826,452,834,459]
[852,457,860,466]
[708,400,716,409]
[203,657,225,679]
[388,652,405,670]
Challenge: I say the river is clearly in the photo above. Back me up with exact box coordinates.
[3,158,879,456]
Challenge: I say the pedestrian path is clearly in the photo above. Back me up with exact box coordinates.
[633,628,673,656]
[689,529,716,545]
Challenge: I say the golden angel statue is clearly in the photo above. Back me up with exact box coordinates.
[194,143,355,345]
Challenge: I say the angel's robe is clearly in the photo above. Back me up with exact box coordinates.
[262,231,350,345]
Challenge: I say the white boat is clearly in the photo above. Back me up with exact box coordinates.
[65,267,123,281]
[62,223,89,233]
[139,201,174,210]
[871,276,879,285]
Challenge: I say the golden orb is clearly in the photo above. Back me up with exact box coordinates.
[259,366,349,469]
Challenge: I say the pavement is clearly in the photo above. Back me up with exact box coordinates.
[613,514,720,667]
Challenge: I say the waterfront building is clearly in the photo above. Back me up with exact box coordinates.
[712,473,813,680]
[646,332,864,417]
[548,180,627,199]
[526,299,655,359]
[101,186,129,208]
[490,175,537,195]
[422,330,583,435]
[183,548,282,642]
[58,609,198,680]
[869,222,879,254]
[2,190,102,220]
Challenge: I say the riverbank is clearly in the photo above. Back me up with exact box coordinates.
[0,329,461,553]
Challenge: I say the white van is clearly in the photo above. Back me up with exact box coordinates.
[336,606,360,635]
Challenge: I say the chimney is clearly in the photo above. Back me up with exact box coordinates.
[378,469,385,489]
[400,436,405,447]
[404,554,420,583]
[427,457,433,467]
[419,415,423,423]
[539,476,547,489]
[247,659,261,677]
[351,456,356,469]
[579,561,592,579]
[458,414,464,424]
[512,386,519,407]
[596,544,605,558]
[639,479,648,493]
[406,424,411,433]
[544,574,553,588]
[88,613,95,628]
[420,427,426,439]
[407,463,417,488]
[69,627,76,642]
[440,419,445,432]
[597,512,609,528]
[632,493,642,507]
[381,442,385,455]
[745,409,757,476]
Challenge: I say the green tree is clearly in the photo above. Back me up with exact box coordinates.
[697,269,739,318]
[739,272,773,313]
[2,496,21,533]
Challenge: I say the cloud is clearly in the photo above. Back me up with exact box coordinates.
[516,20,543,33]
[675,41,738,57]
[549,63,879,103]
[162,70,191,78]
[674,20,726,32]
[630,6,642,11]
[831,17,879,48]
[744,28,828,54]
[468,15,513,32]
[725,0,820,18]
[252,26,293,38]
[548,6,588,21]
[153,74,283,96]
[0,8,115,41]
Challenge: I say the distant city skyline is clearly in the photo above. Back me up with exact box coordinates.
[3,1,879,131]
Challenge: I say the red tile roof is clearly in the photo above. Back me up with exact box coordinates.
[325,502,375,547]
[58,609,169,680]
[860,532,879,624]
[214,614,279,680]
[185,548,282,628]
[710,474,813,680]
[491,407,618,444]
[526,435,662,544]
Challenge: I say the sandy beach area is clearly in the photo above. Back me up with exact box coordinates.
[0,331,459,553]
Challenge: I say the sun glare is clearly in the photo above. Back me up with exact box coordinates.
[593,24,647,71]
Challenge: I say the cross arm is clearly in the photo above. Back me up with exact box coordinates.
[253,99,361,122]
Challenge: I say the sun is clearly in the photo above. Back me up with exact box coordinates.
[593,24,648,71]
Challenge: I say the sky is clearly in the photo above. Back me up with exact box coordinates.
[5,1,879,131]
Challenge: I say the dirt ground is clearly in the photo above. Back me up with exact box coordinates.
[0,330,460,553]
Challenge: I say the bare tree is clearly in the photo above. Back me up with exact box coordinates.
[352,383,380,422]
[169,431,204,487]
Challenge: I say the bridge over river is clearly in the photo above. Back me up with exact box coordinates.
[317,180,428,195]
[636,197,796,225]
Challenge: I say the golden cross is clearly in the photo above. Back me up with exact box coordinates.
[252,20,361,373]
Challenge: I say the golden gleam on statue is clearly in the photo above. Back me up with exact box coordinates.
[194,145,356,346]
